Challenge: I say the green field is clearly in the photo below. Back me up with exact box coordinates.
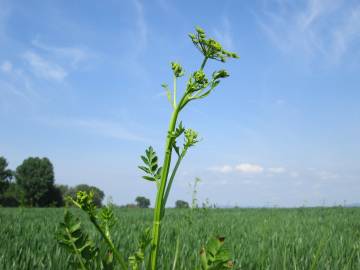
[1,207,359,269]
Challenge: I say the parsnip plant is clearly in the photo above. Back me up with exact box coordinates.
[57,27,238,270]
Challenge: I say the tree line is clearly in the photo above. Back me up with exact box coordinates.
[0,156,104,207]
[0,155,190,208]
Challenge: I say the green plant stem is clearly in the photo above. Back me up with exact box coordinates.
[71,198,127,270]
[172,235,180,270]
[150,56,209,269]
[65,227,88,270]
[90,216,128,270]
[150,105,180,269]
[200,57,208,70]
[173,75,177,108]
[162,147,188,213]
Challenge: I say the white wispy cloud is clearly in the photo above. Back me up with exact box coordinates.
[0,59,42,105]
[42,117,148,142]
[258,0,360,63]
[133,0,148,53]
[214,16,234,50]
[268,167,286,174]
[1,60,12,73]
[209,165,233,173]
[21,40,93,83]
[210,163,264,174]
[235,163,264,173]
[332,6,360,61]
[23,51,67,82]
[32,39,91,69]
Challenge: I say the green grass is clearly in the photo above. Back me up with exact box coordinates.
[0,207,359,269]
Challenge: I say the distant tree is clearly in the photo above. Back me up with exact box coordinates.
[15,157,55,207]
[0,156,12,194]
[0,182,22,207]
[39,185,64,207]
[57,184,70,197]
[67,184,105,207]
[175,200,189,208]
[125,203,138,208]
[135,196,150,208]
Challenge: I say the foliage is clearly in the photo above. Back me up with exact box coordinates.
[2,207,360,269]
[15,157,55,207]
[57,26,238,269]
[135,196,151,208]
[175,200,189,208]
[56,210,98,270]
[0,156,12,194]
[138,26,238,269]
[0,182,21,207]
[66,184,105,207]
[199,237,234,270]
[0,156,104,207]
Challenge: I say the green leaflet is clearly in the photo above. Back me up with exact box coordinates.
[138,146,162,182]
[200,237,234,270]
[56,210,98,270]
[129,227,152,270]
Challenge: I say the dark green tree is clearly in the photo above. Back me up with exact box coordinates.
[175,200,189,208]
[135,196,150,208]
[0,182,21,206]
[15,157,55,206]
[0,156,12,194]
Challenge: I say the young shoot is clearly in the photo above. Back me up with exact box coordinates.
[57,26,238,270]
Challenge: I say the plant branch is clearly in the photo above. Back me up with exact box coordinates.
[173,75,177,108]
[150,106,180,269]
[65,227,89,270]
[162,147,188,214]
[89,216,128,270]
[200,57,208,70]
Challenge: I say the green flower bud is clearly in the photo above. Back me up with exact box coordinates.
[188,33,196,40]
[213,70,229,80]
[171,62,184,77]
[195,26,205,34]
[208,39,222,52]
[193,70,207,84]
[184,128,199,147]
[76,191,96,212]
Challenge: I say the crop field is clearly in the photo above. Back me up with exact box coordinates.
[1,207,359,269]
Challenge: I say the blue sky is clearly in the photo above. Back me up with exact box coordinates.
[1,0,359,207]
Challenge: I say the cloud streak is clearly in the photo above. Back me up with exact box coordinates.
[42,117,148,142]
[214,16,234,50]
[32,39,92,69]
[23,51,67,82]
[133,0,148,53]
[210,163,265,174]
[258,0,360,64]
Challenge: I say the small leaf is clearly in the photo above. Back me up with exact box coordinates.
[151,156,158,166]
[142,176,156,181]
[141,155,149,165]
[138,166,151,174]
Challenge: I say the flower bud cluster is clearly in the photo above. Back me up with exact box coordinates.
[189,27,239,62]
[187,70,209,93]
[212,70,229,80]
[171,62,184,77]
[75,191,96,213]
[184,128,199,148]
